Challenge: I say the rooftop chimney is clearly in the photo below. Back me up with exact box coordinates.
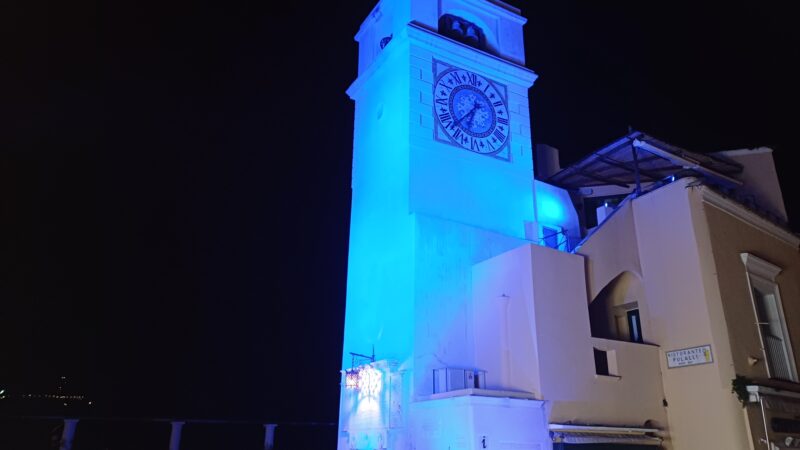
[536,144,561,180]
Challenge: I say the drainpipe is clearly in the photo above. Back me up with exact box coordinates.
[499,294,511,385]
[758,396,773,449]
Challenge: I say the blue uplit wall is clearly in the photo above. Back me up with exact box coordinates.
[533,179,581,245]
[344,15,544,397]
[411,214,527,396]
[341,1,565,447]
[342,37,415,370]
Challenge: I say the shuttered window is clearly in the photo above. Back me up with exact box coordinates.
[741,253,798,382]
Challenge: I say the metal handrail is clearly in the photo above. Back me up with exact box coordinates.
[0,415,336,450]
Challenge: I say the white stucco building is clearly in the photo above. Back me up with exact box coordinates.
[337,1,800,449]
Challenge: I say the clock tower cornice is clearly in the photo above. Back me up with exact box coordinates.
[453,0,526,25]
[347,21,537,100]
[354,0,526,42]
[407,22,536,87]
[346,25,410,101]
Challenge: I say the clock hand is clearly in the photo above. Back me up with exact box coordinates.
[464,109,479,129]
[455,103,480,128]
[466,101,482,129]
[464,100,484,129]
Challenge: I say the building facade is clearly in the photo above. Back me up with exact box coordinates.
[338,1,800,449]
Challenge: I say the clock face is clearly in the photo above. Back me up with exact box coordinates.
[433,64,510,159]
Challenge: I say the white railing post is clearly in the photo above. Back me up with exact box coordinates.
[263,423,277,450]
[59,419,79,450]
[169,421,185,450]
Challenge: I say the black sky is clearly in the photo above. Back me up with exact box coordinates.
[2,1,799,424]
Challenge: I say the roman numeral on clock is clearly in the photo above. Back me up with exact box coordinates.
[493,129,506,142]
[497,117,509,126]
[449,72,462,85]
[493,101,504,107]
[438,112,452,123]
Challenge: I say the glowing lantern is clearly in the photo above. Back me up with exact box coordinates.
[345,368,361,389]
[358,365,382,397]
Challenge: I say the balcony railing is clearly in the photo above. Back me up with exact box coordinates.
[0,416,335,450]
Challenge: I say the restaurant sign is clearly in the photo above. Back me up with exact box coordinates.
[666,345,713,368]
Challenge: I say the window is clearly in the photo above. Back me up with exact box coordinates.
[741,253,798,382]
[539,225,566,251]
[593,348,618,377]
[627,309,643,343]
[438,14,487,52]
[593,348,609,376]
[612,301,643,344]
[753,286,794,380]
[542,226,560,249]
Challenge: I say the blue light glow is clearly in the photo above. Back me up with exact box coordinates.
[341,38,415,370]
[538,195,564,223]
[340,9,546,448]
[536,191,565,223]
[357,365,382,399]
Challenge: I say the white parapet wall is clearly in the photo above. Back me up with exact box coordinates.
[409,393,550,450]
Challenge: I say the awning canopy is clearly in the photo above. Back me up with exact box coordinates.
[546,131,743,191]
[550,423,663,447]
[552,431,662,446]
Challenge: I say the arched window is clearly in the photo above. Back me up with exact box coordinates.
[589,271,645,343]
[438,14,487,52]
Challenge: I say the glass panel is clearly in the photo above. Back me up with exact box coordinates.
[753,284,794,380]
[627,309,643,343]
[543,226,560,249]
[594,348,609,376]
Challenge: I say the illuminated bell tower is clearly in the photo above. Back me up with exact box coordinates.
[339,1,544,449]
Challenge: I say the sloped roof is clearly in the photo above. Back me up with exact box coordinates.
[546,131,743,190]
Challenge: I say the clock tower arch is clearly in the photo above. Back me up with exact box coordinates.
[339,1,548,449]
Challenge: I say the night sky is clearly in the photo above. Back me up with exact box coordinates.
[3,0,798,425]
